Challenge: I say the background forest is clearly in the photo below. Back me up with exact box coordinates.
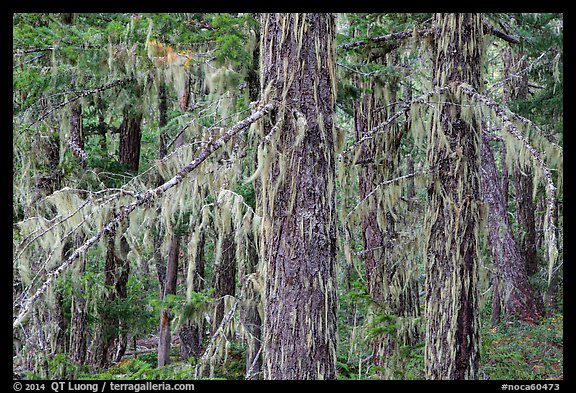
[13,13,563,380]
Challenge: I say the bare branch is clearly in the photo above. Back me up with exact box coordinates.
[457,83,559,284]
[13,103,274,328]
[337,20,519,52]
[338,28,434,50]
[485,23,520,44]
[346,166,433,220]
[24,78,134,132]
[337,88,442,162]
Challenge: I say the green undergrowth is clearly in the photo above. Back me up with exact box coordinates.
[65,313,562,380]
[480,313,563,380]
[77,341,246,380]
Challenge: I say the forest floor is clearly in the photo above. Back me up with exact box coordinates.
[69,312,563,380]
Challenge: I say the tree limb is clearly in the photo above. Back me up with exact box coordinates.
[337,88,442,162]
[25,78,134,132]
[457,83,559,284]
[13,103,274,329]
[337,19,519,51]
[338,28,434,50]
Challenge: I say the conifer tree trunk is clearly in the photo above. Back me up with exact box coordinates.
[158,234,179,367]
[180,231,205,362]
[353,74,387,373]
[259,13,338,380]
[502,51,539,278]
[99,228,130,367]
[119,114,142,173]
[355,70,421,377]
[158,79,189,367]
[424,13,483,380]
[69,101,86,167]
[69,235,88,368]
[212,231,236,333]
[480,135,543,321]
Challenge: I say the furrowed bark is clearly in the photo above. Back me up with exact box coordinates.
[424,13,483,380]
[259,13,338,380]
[481,134,543,321]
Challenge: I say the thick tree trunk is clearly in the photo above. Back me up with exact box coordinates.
[259,13,338,380]
[424,13,483,380]
[481,135,543,321]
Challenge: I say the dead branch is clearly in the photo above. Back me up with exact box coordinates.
[24,78,134,132]
[13,103,274,329]
[337,88,442,162]
[338,28,434,50]
[337,19,519,51]
[457,83,559,283]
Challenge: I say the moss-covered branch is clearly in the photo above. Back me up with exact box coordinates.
[13,103,274,329]
[457,83,559,284]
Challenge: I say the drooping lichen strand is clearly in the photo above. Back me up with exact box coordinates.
[258,13,338,380]
[424,13,483,380]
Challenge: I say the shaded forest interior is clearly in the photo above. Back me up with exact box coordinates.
[13,13,563,380]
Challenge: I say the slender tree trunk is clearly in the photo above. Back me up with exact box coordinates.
[158,234,180,367]
[241,232,262,380]
[69,235,88,368]
[158,83,169,159]
[180,231,206,362]
[502,48,539,278]
[95,93,108,151]
[259,13,338,380]
[99,227,130,367]
[353,73,387,373]
[424,13,483,380]
[69,101,86,167]
[212,230,236,333]
[119,114,142,173]
[481,135,543,321]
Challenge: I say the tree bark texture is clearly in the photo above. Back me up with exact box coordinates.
[481,135,543,321]
[259,13,338,380]
[425,13,483,380]
[119,114,142,173]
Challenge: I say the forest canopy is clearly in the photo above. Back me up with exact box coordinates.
[12,12,562,381]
